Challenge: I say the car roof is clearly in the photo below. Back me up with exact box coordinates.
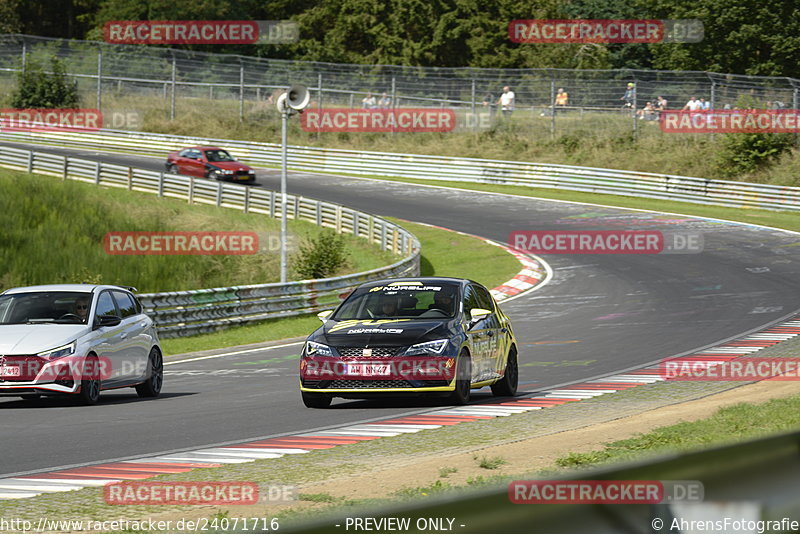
[2,284,135,295]
[181,146,225,151]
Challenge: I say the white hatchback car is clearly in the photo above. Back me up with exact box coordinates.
[0,284,162,405]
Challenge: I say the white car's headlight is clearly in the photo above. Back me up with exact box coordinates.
[401,339,448,356]
[37,341,76,361]
[305,341,334,356]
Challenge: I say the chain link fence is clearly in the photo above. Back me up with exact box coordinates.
[0,34,799,140]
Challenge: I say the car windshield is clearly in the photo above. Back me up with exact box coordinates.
[332,283,460,320]
[0,292,92,325]
[205,149,234,162]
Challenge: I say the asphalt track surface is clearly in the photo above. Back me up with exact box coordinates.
[1,142,799,477]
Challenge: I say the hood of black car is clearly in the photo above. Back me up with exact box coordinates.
[316,318,453,347]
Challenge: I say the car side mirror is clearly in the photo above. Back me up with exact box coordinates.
[317,310,333,323]
[94,314,122,329]
[468,308,492,328]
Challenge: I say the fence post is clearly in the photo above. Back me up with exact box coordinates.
[216,181,222,206]
[239,62,245,122]
[632,79,638,140]
[794,85,799,147]
[127,167,132,190]
[95,161,101,184]
[188,176,194,204]
[158,172,164,196]
[471,78,476,132]
[243,186,250,213]
[27,151,33,173]
[315,202,322,225]
[62,157,68,181]
[353,212,359,236]
[21,40,27,75]
[550,79,556,138]
[170,56,176,120]
[96,49,102,111]
[269,190,276,217]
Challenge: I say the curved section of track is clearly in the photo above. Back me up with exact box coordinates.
[1,142,799,477]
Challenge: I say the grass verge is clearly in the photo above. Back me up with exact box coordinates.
[160,218,522,355]
[0,168,396,293]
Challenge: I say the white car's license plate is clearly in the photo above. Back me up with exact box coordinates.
[346,363,391,377]
[0,365,20,377]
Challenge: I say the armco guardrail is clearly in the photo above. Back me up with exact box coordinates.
[1,127,799,212]
[0,145,419,337]
[284,429,800,533]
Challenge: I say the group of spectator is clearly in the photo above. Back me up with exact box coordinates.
[361,92,393,109]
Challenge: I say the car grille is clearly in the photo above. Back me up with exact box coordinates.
[0,355,41,382]
[329,379,411,389]
[336,347,401,360]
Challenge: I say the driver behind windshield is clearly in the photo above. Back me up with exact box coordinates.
[430,290,455,315]
[74,297,90,322]
[376,294,399,317]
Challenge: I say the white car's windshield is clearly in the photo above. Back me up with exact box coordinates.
[333,284,459,320]
[0,292,92,325]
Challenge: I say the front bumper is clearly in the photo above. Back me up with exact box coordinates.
[299,354,457,394]
[0,355,87,395]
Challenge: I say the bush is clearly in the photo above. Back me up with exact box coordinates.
[10,57,79,109]
[291,229,350,279]
[714,133,794,178]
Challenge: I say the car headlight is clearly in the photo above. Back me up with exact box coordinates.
[37,341,76,361]
[305,341,334,357]
[248,170,255,174]
[221,169,234,174]
[401,339,449,356]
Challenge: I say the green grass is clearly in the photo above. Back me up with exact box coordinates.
[386,218,523,290]
[553,395,800,470]
[160,217,523,355]
[475,455,508,470]
[0,168,397,293]
[438,467,458,478]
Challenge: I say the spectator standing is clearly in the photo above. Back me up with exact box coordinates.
[682,96,701,111]
[378,92,392,109]
[620,82,636,108]
[699,97,711,110]
[555,88,569,107]
[497,86,515,116]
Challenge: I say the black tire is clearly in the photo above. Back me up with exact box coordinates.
[77,355,101,405]
[302,391,332,408]
[447,351,471,405]
[208,170,222,181]
[136,347,163,398]
[167,164,178,174]
[491,346,518,397]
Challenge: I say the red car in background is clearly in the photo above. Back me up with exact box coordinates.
[165,146,256,183]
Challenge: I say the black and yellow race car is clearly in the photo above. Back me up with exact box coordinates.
[299,277,518,408]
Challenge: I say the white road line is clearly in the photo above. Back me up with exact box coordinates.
[165,341,304,366]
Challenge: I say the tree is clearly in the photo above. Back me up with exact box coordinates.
[10,57,80,109]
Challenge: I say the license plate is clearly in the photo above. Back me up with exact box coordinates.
[346,363,391,377]
[0,365,20,377]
